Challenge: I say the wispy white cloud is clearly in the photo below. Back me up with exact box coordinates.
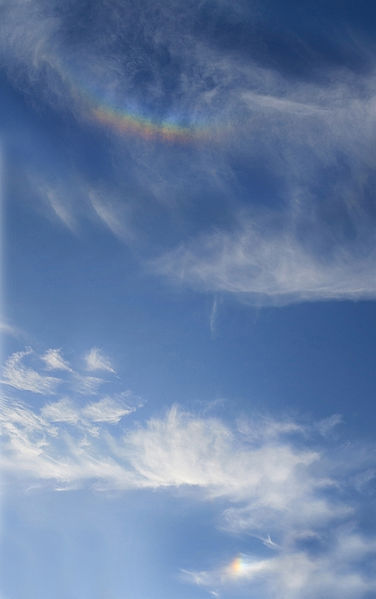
[41,348,72,372]
[236,414,305,442]
[0,401,331,499]
[0,321,24,339]
[1,345,122,399]
[2,349,61,394]
[43,185,77,232]
[1,400,375,597]
[316,413,343,437]
[209,296,218,335]
[154,216,376,305]
[242,90,329,116]
[81,396,137,423]
[85,347,115,373]
[122,406,318,500]
[89,190,133,242]
[40,397,79,425]
[41,395,136,426]
[3,0,376,310]
[71,373,105,395]
[183,528,376,598]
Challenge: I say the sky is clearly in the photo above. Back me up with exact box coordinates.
[1,1,376,598]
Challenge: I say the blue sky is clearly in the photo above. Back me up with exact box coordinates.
[1,1,376,598]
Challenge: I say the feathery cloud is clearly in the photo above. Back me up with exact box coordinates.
[2,349,61,394]
[154,216,376,305]
[1,393,375,597]
[85,347,115,373]
[41,348,72,372]
[81,396,136,423]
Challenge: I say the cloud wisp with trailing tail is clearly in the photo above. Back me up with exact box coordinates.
[154,216,376,305]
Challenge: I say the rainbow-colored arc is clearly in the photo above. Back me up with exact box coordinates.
[63,62,209,143]
[92,104,204,143]
[58,56,212,143]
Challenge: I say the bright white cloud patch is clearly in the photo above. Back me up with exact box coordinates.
[85,347,115,373]
[0,399,375,597]
[0,342,375,598]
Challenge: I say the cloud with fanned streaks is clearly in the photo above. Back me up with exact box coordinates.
[1,391,376,598]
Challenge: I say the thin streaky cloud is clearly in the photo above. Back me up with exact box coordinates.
[209,296,218,336]
[81,397,136,424]
[2,349,61,394]
[89,191,133,242]
[71,373,105,395]
[0,321,24,339]
[41,398,79,424]
[316,414,343,437]
[41,348,72,372]
[1,345,119,398]
[154,218,376,305]
[41,396,135,425]
[242,91,329,116]
[44,186,77,233]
